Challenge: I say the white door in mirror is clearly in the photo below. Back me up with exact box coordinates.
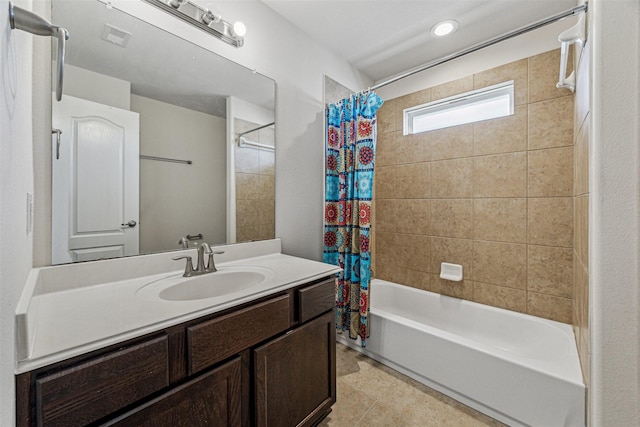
[52,95,140,264]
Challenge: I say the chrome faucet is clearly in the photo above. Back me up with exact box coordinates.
[196,243,212,273]
[173,243,225,277]
[178,236,189,249]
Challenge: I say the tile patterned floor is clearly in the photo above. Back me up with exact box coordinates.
[318,343,507,427]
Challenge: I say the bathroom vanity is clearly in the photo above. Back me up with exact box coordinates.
[14,240,339,426]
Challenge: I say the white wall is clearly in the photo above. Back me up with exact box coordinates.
[324,75,354,105]
[230,96,274,136]
[64,64,131,110]
[590,0,640,425]
[0,0,35,424]
[131,94,227,252]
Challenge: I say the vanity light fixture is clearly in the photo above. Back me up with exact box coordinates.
[142,0,245,47]
[232,21,247,38]
[431,19,458,37]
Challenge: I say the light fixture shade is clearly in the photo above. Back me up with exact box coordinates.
[202,9,221,25]
[232,21,246,37]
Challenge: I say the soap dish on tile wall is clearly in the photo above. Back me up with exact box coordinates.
[440,263,463,282]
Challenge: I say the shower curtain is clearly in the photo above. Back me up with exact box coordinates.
[323,92,383,347]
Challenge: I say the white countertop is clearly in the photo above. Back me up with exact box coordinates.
[15,240,340,373]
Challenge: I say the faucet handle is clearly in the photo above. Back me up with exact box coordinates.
[172,255,194,277]
[205,251,225,273]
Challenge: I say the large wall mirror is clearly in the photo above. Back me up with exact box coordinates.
[50,0,276,265]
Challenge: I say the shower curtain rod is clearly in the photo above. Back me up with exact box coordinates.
[368,3,588,93]
[236,122,275,139]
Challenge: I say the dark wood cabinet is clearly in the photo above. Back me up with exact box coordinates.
[187,295,290,375]
[16,276,336,427]
[255,311,336,427]
[104,357,242,427]
[35,336,169,427]
[297,279,335,323]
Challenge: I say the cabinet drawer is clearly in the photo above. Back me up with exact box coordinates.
[103,357,242,427]
[298,278,335,323]
[188,294,290,375]
[36,335,169,427]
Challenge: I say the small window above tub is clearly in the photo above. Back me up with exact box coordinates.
[403,80,514,135]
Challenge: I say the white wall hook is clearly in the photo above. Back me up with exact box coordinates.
[557,13,586,92]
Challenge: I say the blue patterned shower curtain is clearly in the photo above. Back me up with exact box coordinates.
[323,92,383,347]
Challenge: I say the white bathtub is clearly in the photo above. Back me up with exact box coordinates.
[337,279,585,427]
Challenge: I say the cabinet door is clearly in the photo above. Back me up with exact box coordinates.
[104,357,242,427]
[254,311,336,427]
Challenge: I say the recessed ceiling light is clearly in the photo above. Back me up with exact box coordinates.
[431,20,459,37]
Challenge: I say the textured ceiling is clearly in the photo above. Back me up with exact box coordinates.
[261,0,579,82]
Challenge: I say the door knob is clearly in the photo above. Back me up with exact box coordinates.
[121,220,137,228]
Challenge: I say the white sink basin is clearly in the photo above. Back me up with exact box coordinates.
[137,266,276,302]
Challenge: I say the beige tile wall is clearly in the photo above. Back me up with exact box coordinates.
[573,44,590,391]
[373,48,576,323]
[235,119,275,242]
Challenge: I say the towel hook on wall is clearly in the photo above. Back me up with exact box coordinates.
[8,2,69,101]
[556,13,586,92]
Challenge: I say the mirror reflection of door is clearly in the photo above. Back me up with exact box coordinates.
[52,95,140,264]
[48,0,275,264]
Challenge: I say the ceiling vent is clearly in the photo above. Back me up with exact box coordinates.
[101,24,132,48]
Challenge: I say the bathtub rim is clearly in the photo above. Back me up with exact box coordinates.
[369,279,583,387]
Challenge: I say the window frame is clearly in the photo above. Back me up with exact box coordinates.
[403,80,515,135]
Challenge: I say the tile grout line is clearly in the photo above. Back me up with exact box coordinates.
[352,398,378,427]
[353,374,401,427]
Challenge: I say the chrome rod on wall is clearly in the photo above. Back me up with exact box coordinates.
[238,137,275,152]
[140,155,193,165]
[369,4,588,92]
[236,122,275,139]
[9,2,69,101]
